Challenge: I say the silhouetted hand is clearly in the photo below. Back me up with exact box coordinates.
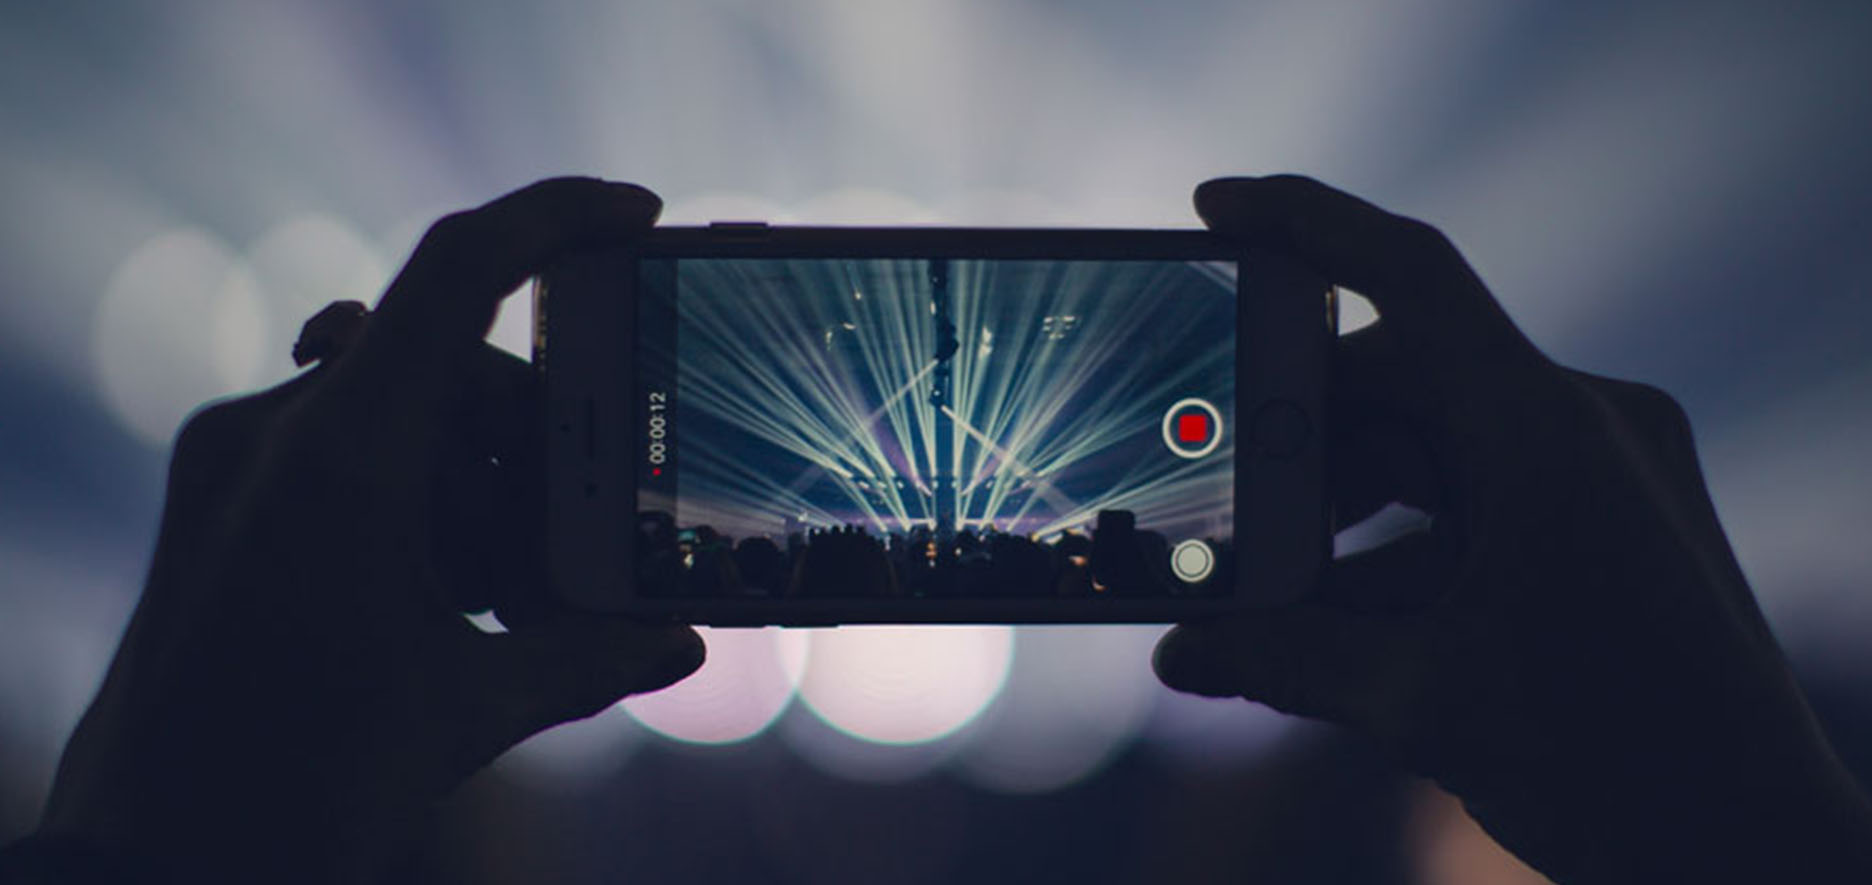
[1153,175,1872,882]
[30,179,703,882]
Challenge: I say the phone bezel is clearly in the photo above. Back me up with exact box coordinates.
[541,226,1329,625]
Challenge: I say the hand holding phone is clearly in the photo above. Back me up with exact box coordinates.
[25,180,702,881]
[1155,175,1872,881]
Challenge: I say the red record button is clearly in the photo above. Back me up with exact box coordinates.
[1162,397,1223,459]
[1177,413,1208,444]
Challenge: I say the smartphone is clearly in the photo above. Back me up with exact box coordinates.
[538,225,1330,625]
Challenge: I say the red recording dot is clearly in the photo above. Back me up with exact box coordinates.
[1177,412,1209,444]
[652,468,662,476]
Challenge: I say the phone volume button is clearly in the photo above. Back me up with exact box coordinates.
[707,221,771,236]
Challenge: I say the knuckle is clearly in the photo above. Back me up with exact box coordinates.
[1392,216,1458,261]
[168,395,284,492]
[173,397,256,455]
[1627,381,1693,434]
[1261,172,1328,195]
[1582,375,1696,445]
[415,211,486,264]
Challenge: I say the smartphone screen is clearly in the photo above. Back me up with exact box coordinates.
[632,256,1238,599]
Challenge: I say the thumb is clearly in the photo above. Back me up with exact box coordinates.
[473,618,704,744]
[1154,605,1439,738]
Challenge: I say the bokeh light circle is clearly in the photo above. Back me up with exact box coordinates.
[496,702,647,791]
[1147,685,1300,767]
[933,189,1079,226]
[661,191,798,225]
[777,702,964,784]
[793,188,941,224]
[248,214,387,378]
[92,230,267,446]
[950,625,1160,794]
[622,627,807,745]
[796,625,1014,745]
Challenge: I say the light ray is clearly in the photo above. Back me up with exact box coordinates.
[663,257,1236,543]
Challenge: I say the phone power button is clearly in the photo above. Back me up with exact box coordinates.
[707,221,771,235]
[1250,399,1310,458]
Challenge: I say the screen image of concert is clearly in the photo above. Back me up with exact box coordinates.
[635,257,1237,598]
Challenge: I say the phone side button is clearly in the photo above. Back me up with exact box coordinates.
[707,221,771,236]
[699,619,839,629]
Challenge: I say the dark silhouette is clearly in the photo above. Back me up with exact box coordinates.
[3,175,1869,883]
[791,525,899,597]
[631,511,1199,598]
[731,536,787,596]
[1153,175,1872,882]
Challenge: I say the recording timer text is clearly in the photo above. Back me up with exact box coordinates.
[646,391,668,467]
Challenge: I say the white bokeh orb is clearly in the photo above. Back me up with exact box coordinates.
[776,701,964,784]
[92,230,267,446]
[932,188,1079,226]
[622,627,808,745]
[1146,686,1299,767]
[247,214,388,379]
[793,188,941,225]
[949,625,1160,794]
[496,702,647,792]
[795,625,1014,746]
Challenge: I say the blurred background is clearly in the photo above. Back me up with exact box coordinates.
[4,0,1871,881]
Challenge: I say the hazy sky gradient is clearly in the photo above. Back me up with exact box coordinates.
[4,0,1870,846]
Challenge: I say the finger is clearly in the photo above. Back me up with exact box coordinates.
[470,618,703,747]
[1330,328,1447,527]
[350,178,661,397]
[291,300,370,367]
[1196,175,1542,383]
[1328,424,1441,533]
[151,375,323,602]
[1155,530,1450,696]
[165,365,333,521]
[433,344,541,614]
[1316,531,1452,613]
[1334,323,1433,414]
[1564,372,1760,602]
[1153,602,1439,738]
[1565,371,1702,490]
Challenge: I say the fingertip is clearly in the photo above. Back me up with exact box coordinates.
[347,178,665,383]
[477,177,663,245]
[1193,176,1257,228]
[1194,174,1332,230]
[562,177,663,226]
[605,180,663,219]
[1152,624,1242,698]
[637,626,705,693]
